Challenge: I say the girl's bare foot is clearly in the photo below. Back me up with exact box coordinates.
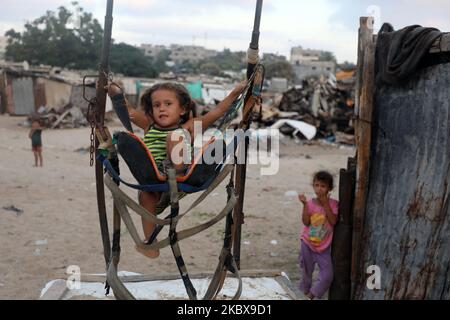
[135,244,160,259]
[306,293,315,300]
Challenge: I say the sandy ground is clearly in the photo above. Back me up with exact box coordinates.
[0,114,354,300]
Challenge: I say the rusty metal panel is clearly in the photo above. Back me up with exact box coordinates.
[34,81,46,110]
[6,84,14,114]
[355,63,450,300]
[12,77,35,115]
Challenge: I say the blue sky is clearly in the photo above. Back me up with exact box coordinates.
[1,0,450,63]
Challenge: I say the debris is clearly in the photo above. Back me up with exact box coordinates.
[271,120,317,140]
[270,240,278,246]
[3,205,24,216]
[35,239,48,246]
[284,191,298,198]
[25,103,100,130]
[259,75,355,143]
[74,147,90,155]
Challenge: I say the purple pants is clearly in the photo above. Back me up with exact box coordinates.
[299,240,334,299]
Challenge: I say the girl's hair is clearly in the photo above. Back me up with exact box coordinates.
[313,171,334,190]
[140,83,195,124]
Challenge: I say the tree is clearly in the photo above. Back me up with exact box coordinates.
[152,49,171,74]
[5,3,103,70]
[319,51,337,62]
[199,62,221,76]
[110,43,157,78]
[4,2,156,77]
[264,60,295,81]
[208,49,246,71]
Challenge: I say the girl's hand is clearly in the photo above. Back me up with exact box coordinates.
[318,194,330,207]
[101,81,123,97]
[230,80,248,97]
[299,194,307,205]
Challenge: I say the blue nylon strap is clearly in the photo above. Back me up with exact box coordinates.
[98,132,244,194]
[98,155,222,194]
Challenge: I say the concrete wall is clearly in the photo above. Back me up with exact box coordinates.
[40,78,72,111]
[293,61,336,82]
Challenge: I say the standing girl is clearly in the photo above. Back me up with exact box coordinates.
[298,171,339,300]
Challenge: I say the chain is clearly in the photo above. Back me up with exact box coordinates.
[84,70,114,167]
[87,98,98,167]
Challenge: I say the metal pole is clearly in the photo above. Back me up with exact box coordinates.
[233,0,263,270]
[95,0,114,268]
[247,0,263,80]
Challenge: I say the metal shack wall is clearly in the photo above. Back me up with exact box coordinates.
[356,63,450,300]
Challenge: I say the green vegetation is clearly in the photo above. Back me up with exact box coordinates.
[5,2,157,77]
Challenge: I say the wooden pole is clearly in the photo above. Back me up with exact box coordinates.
[350,16,376,299]
[329,158,356,300]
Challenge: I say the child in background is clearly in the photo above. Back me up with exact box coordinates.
[298,171,339,300]
[29,119,44,167]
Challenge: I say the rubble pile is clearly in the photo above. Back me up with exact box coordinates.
[27,104,92,129]
[259,76,356,144]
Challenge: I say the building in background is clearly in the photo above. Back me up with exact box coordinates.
[140,43,218,64]
[140,44,167,58]
[290,46,336,82]
[169,44,217,64]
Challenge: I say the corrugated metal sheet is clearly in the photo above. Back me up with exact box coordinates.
[12,77,35,115]
[355,63,450,300]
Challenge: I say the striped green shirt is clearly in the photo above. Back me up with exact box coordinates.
[143,126,192,166]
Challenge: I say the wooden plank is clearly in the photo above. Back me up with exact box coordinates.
[39,280,69,300]
[354,17,374,118]
[329,165,356,300]
[351,16,376,299]
[51,108,71,129]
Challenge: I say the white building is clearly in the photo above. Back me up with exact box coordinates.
[140,44,167,58]
[292,61,336,82]
[290,46,336,82]
[140,43,218,64]
[290,46,323,65]
[169,44,217,64]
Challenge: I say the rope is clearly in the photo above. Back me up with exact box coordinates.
[247,47,260,65]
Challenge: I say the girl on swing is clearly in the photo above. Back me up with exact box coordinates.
[105,81,247,258]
